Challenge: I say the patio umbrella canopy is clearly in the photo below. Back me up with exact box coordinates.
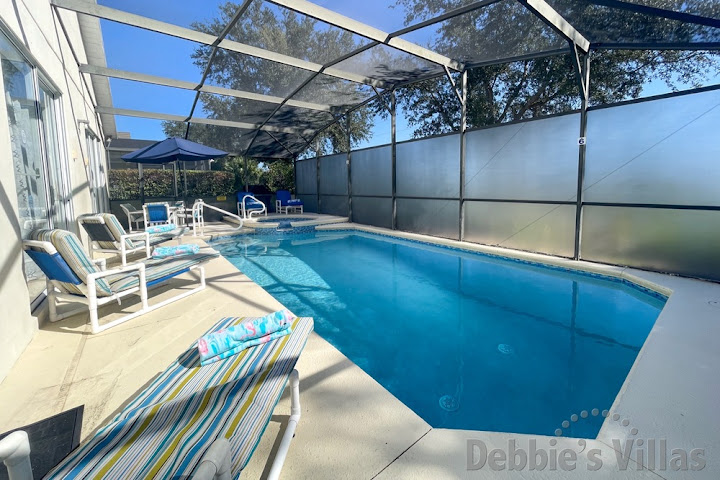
[121,137,227,164]
[122,137,228,200]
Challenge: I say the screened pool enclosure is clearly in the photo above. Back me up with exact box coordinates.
[52,0,720,281]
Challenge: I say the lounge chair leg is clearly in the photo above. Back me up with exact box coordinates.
[46,279,58,323]
[0,430,33,480]
[267,369,301,480]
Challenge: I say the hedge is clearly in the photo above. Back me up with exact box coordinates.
[109,169,235,200]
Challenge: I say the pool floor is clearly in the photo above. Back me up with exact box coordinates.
[212,231,664,438]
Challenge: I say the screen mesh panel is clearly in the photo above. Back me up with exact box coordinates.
[400,0,567,65]
[546,0,720,44]
[290,74,375,108]
[229,1,371,66]
[595,0,720,21]
[195,93,280,124]
[333,44,442,84]
[206,47,316,98]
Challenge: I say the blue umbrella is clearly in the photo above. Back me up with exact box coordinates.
[122,137,228,199]
[121,137,227,164]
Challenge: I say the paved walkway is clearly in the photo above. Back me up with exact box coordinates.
[1,231,719,479]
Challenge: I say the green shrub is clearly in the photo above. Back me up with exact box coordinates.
[109,169,235,200]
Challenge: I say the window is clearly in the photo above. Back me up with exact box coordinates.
[1,29,71,306]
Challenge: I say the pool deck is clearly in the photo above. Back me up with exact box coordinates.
[1,224,719,478]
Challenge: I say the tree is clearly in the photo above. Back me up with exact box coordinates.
[265,160,295,193]
[213,156,266,191]
[393,0,720,136]
[162,2,376,157]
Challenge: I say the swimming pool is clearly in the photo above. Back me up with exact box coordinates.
[212,230,665,438]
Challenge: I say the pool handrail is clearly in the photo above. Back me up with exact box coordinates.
[192,200,244,237]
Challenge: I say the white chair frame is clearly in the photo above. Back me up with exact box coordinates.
[25,240,207,334]
[79,215,151,266]
[143,202,173,228]
[120,203,144,232]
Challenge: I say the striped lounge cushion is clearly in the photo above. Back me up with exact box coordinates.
[46,316,314,479]
[29,229,113,297]
[106,252,218,292]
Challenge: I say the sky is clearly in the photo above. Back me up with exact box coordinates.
[98,0,719,151]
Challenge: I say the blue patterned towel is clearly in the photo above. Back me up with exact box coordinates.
[146,223,177,234]
[198,310,294,365]
[152,244,199,259]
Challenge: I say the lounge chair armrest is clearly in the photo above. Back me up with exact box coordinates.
[92,258,107,271]
[121,232,150,244]
[87,262,145,281]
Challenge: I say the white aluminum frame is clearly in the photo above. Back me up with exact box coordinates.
[119,203,145,232]
[78,214,151,266]
[24,240,207,334]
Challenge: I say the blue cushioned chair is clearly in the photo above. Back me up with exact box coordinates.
[236,192,267,220]
[275,190,303,214]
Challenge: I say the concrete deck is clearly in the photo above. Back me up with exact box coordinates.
[1,227,719,479]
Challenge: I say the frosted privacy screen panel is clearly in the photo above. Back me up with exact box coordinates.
[396,134,461,198]
[351,197,393,229]
[351,146,392,197]
[297,194,318,213]
[581,206,720,281]
[296,158,317,194]
[584,89,720,206]
[465,114,580,201]
[320,195,349,216]
[396,199,460,239]
[319,154,348,195]
[463,202,576,257]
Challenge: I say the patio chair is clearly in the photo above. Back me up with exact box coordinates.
[119,203,144,232]
[275,190,304,214]
[78,213,187,266]
[38,315,314,479]
[143,202,173,228]
[23,228,218,334]
[236,192,267,220]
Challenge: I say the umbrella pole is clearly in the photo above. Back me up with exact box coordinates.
[183,161,188,200]
[173,162,179,199]
[139,164,145,204]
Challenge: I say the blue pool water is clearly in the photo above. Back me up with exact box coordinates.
[212,231,665,438]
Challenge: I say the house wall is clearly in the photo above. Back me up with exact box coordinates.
[0,0,108,383]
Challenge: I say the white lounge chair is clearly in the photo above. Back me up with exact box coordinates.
[23,228,217,334]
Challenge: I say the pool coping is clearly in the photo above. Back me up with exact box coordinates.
[218,221,720,478]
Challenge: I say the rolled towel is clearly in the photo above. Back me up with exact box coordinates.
[152,244,199,259]
[146,223,177,234]
[287,199,302,204]
[198,310,294,366]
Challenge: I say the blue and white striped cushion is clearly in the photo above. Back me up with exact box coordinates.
[45,316,314,479]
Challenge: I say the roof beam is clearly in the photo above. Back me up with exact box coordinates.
[266,0,465,71]
[516,0,590,53]
[51,0,388,88]
[95,106,316,137]
[79,64,332,112]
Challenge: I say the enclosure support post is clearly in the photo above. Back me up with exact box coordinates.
[293,157,297,202]
[459,70,468,241]
[346,114,352,221]
[391,90,397,230]
[572,47,590,260]
[316,148,321,213]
